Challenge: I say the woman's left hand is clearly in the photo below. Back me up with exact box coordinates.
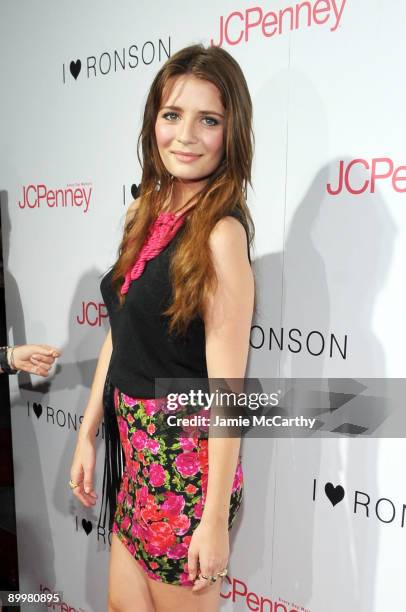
[187,517,229,592]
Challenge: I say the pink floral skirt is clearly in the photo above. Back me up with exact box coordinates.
[111,387,244,586]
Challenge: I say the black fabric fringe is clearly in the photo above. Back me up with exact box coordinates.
[97,365,126,533]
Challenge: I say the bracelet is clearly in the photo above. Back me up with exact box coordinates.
[9,346,21,374]
[0,345,20,375]
[9,346,18,370]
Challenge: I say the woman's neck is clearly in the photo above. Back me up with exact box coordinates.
[160,178,205,215]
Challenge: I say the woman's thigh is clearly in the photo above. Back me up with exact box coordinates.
[108,533,156,612]
[148,577,222,612]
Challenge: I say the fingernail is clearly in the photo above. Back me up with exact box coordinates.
[85,488,90,494]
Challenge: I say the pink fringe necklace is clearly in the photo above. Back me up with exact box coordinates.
[120,211,187,296]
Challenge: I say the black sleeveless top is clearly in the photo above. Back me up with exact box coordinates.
[100,208,251,399]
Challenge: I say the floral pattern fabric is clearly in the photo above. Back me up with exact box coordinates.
[112,387,244,586]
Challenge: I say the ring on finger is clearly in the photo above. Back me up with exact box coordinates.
[198,574,217,584]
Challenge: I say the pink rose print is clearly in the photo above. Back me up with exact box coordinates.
[144,399,162,416]
[134,556,160,583]
[136,485,149,506]
[180,571,194,586]
[146,438,160,454]
[131,521,142,539]
[122,393,139,407]
[131,430,148,450]
[171,514,191,536]
[167,542,188,559]
[113,389,243,585]
[201,471,208,499]
[179,436,198,451]
[138,558,149,574]
[193,499,203,519]
[179,423,199,437]
[149,463,166,487]
[121,516,131,532]
[146,568,159,582]
[127,461,140,480]
[117,416,128,439]
[198,442,208,470]
[161,492,185,517]
[174,451,199,478]
[146,522,177,556]
[232,461,244,492]
[141,503,161,523]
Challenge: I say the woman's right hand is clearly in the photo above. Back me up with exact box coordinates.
[70,433,98,507]
[12,344,61,376]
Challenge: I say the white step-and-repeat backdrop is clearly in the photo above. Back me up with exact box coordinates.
[1,1,405,610]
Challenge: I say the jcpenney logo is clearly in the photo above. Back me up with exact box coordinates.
[211,0,347,46]
[221,577,309,612]
[77,301,108,327]
[18,183,92,213]
[63,38,170,83]
[39,583,85,612]
[313,478,406,528]
[327,158,406,195]
[27,400,105,439]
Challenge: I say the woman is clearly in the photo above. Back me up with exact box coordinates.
[70,43,256,612]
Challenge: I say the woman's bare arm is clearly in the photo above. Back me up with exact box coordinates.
[71,196,142,504]
[79,196,141,441]
[201,215,254,523]
[187,215,254,589]
[79,327,113,440]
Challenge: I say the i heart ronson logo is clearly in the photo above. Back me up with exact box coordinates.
[74,515,113,547]
[62,1,349,85]
[324,482,345,506]
[313,478,406,528]
[27,400,105,438]
[70,59,81,79]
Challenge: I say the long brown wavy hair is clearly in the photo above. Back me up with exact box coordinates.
[111,43,256,337]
